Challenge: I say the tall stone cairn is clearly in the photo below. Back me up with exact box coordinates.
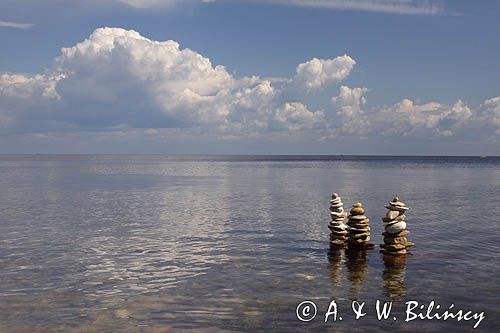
[380,197,415,255]
[328,193,348,247]
[346,202,375,249]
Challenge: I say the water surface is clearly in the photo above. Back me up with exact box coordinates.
[1,155,499,332]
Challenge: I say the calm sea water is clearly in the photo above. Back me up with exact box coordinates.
[1,155,499,332]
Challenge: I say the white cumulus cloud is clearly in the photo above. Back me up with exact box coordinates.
[1,27,498,148]
[0,27,347,136]
[291,56,356,92]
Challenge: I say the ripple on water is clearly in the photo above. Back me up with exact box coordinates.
[1,155,500,332]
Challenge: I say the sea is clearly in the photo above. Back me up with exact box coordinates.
[1,155,499,332]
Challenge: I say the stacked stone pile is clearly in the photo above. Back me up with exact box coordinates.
[346,202,374,249]
[380,197,415,255]
[328,193,348,246]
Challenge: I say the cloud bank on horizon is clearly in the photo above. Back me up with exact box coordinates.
[0,27,499,148]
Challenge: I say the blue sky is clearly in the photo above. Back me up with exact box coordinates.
[0,0,499,154]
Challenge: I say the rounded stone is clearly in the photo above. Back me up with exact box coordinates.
[385,221,407,234]
[353,202,363,208]
[350,207,365,215]
[331,193,339,199]
[386,210,400,220]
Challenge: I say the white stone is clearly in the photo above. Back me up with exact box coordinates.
[385,221,407,234]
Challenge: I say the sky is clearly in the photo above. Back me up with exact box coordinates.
[0,0,499,155]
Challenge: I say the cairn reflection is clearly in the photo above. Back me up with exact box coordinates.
[345,247,369,296]
[327,243,345,288]
[382,253,408,300]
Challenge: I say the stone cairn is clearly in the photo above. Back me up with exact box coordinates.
[328,193,348,247]
[380,197,415,255]
[346,202,375,249]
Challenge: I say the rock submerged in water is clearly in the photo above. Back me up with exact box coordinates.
[380,197,414,255]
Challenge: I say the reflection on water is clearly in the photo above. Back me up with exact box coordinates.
[1,155,500,332]
[345,248,369,297]
[327,245,344,288]
[381,253,408,300]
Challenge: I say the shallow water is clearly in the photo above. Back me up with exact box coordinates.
[0,155,499,332]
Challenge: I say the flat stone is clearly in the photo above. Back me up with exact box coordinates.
[383,236,407,245]
[347,219,369,225]
[348,226,370,233]
[330,197,342,204]
[330,202,343,209]
[330,211,346,218]
[328,225,346,232]
[380,243,407,251]
[385,204,408,213]
[383,229,410,238]
[330,199,343,205]
[350,207,365,215]
[348,215,368,221]
[347,222,369,229]
[381,249,407,255]
[351,232,370,239]
[404,241,415,247]
[385,221,407,234]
